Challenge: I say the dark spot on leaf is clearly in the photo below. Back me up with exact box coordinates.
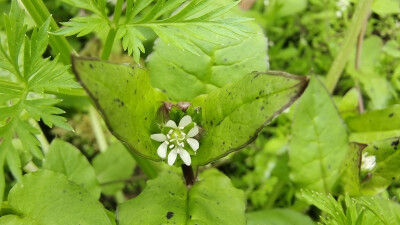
[63,190,66,193]
[260,106,264,111]
[210,121,213,126]
[190,215,192,219]
[389,113,394,117]
[391,139,399,150]
[217,202,220,205]
[392,177,396,180]
[256,97,259,100]
[89,63,93,69]
[113,98,125,107]
[138,139,140,142]
[162,89,167,93]
[145,117,147,120]
[373,145,379,150]
[166,211,174,219]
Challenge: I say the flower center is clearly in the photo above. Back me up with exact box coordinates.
[167,129,186,148]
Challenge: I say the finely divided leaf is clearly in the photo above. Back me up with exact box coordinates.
[187,71,308,165]
[118,169,246,225]
[289,76,348,193]
[72,56,168,160]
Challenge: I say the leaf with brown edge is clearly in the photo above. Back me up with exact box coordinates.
[72,56,168,161]
[187,71,308,165]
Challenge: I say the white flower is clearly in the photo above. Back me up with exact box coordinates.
[361,152,376,171]
[150,115,199,166]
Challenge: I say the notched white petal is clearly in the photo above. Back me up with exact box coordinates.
[187,138,199,151]
[168,148,178,166]
[150,133,167,142]
[179,148,191,166]
[179,115,192,128]
[187,126,199,138]
[166,120,177,128]
[157,141,168,159]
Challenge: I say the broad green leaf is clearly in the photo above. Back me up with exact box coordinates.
[289,77,348,193]
[72,56,167,161]
[148,22,268,102]
[187,71,308,165]
[43,139,101,199]
[246,208,316,225]
[267,0,308,17]
[346,105,400,132]
[118,169,246,225]
[361,137,400,194]
[347,105,400,142]
[0,170,112,225]
[350,130,400,143]
[371,0,400,16]
[92,142,136,195]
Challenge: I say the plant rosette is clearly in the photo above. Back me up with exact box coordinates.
[150,115,199,166]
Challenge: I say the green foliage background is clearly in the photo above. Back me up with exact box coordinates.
[0,0,399,224]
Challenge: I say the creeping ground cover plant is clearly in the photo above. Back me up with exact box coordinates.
[1,0,400,224]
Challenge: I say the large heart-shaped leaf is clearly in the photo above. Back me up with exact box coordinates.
[117,169,245,225]
[289,76,348,193]
[147,0,268,102]
[187,71,308,165]
[0,170,112,225]
[43,139,101,199]
[72,56,168,161]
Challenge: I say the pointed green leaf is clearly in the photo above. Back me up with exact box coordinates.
[347,105,400,142]
[0,170,112,225]
[148,22,268,102]
[187,71,308,165]
[361,137,400,194]
[118,169,245,225]
[347,105,400,133]
[289,77,348,193]
[340,143,366,195]
[92,141,136,195]
[72,56,167,161]
[43,139,101,199]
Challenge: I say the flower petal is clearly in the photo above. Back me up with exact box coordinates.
[168,148,178,166]
[186,138,199,151]
[187,126,199,137]
[150,133,167,142]
[179,148,191,166]
[165,120,177,128]
[179,115,192,128]
[157,141,168,159]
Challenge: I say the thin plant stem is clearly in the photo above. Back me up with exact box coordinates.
[324,0,373,93]
[101,0,124,60]
[181,165,195,186]
[89,106,108,152]
[354,11,370,113]
[29,119,50,155]
[23,161,39,173]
